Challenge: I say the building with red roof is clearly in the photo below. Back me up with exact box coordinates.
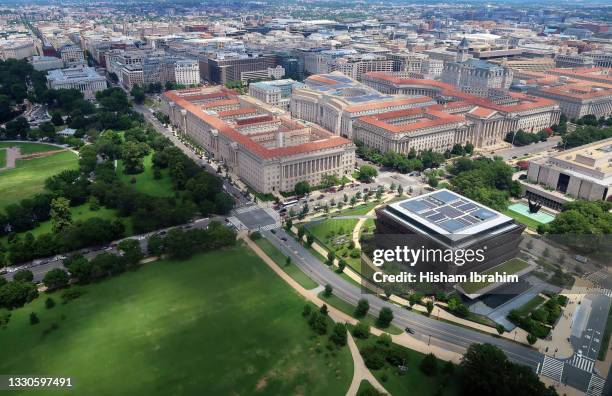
[161,87,355,194]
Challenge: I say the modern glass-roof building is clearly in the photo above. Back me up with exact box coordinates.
[374,189,525,276]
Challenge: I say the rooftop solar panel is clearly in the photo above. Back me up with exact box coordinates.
[457,203,477,212]
[400,200,430,213]
[426,213,447,222]
[472,208,496,221]
[438,219,466,233]
[439,206,463,218]
[450,200,467,208]
[421,210,437,217]
[461,216,479,224]
[431,190,459,203]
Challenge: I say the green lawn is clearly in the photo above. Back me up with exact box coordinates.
[0,204,133,245]
[357,380,379,395]
[0,148,5,168]
[254,237,318,290]
[331,202,379,217]
[460,258,530,294]
[318,291,402,335]
[117,154,174,197]
[306,218,363,273]
[0,142,61,155]
[516,295,546,316]
[353,333,460,396]
[0,150,78,211]
[0,246,353,396]
[502,209,541,230]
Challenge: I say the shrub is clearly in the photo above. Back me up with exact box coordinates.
[303,304,312,317]
[361,345,386,370]
[29,312,39,325]
[45,297,56,309]
[324,283,333,297]
[353,321,370,339]
[329,323,347,347]
[61,287,85,304]
[420,353,438,376]
[354,298,370,318]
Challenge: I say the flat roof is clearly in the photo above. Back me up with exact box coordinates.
[384,189,515,242]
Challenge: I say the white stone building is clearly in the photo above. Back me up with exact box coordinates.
[47,65,107,99]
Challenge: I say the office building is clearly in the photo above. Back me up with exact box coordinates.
[248,79,304,110]
[47,65,107,99]
[523,138,612,210]
[161,87,355,194]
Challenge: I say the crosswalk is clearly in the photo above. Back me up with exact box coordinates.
[259,223,278,231]
[593,288,612,298]
[586,374,606,396]
[540,355,564,382]
[586,270,609,284]
[233,204,258,215]
[568,354,595,373]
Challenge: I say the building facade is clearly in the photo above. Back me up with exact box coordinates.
[161,87,355,193]
[47,65,107,99]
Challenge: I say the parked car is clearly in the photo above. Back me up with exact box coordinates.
[404,327,416,335]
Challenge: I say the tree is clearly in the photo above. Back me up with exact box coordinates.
[353,321,370,339]
[324,283,333,297]
[303,304,312,317]
[329,323,347,346]
[13,269,34,283]
[357,165,378,182]
[294,181,310,196]
[29,312,40,325]
[118,239,143,267]
[376,307,394,328]
[426,300,434,315]
[461,343,557,396]
[0,281,38,309]
[121,141,150,174]
[354,298,370,318]
[45,297,55,309]
[130,85,145,104]
[51,111,64,126]
[420,353,438,376]
[496,324,505,335]
[43,268,70,291]
[320,304,328,316]
[50,197,72,234]
[527,333,537,345]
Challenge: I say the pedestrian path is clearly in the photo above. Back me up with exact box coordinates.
[586,270,609,285]
[593,288,612,298]
[586,374,606,396]
[568,354,595,373]
[540,355,564,382]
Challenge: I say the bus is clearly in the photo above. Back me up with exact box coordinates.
[281,199,299,209]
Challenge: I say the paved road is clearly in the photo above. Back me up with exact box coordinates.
[2,217,218,283]
[489,136,561,160]
[261,227,544,370]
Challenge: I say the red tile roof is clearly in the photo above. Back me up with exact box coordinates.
[358,107,464,133]
[163,89,352,160]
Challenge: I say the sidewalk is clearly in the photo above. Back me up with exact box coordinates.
[243,233,464,364]
[346,333,389,396]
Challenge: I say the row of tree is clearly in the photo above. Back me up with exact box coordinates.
[448,156,520,211]
[355,140,448,173]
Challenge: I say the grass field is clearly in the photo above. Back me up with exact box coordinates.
[516,295,546,316]
[318,292,403,335]
[353,333,460,396]
[0,246,353,396]
[0,149,78,211]
[0,148,5,168]
[0,205,134,244]
[460,258,530,294]
[117,154,174,197]
[502,209,542,230]
[254,237,318,290]
[306,218,363,273]
[0,142,61,155]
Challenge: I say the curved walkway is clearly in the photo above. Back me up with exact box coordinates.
[0,147,19,171]
[346,333,388,396]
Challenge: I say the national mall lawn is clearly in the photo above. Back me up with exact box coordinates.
[0,245,353,396]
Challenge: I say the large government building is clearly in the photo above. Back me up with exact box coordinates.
[355,71,560,153]
[290,72,436,139]
[523,138,612,210]
[161,87,356,194]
